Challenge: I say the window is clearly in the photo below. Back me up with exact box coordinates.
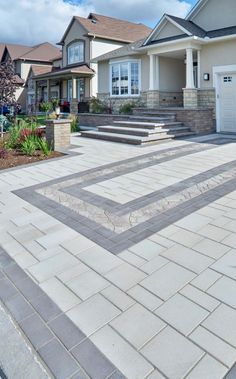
[110,61,140,96]
[67,78,85,101]
[68,41,84,65]
[223,76,232,83]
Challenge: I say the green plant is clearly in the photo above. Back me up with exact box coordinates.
[6,125,21,149]
[119,102,137,115]
[39,102,53,118]
[89,97,107,114]
[68,114,78,132]
[37,138,51,156]
[21,135,37,156]
[51,98,60,110]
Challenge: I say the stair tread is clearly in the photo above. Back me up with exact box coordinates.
[114,121,183,127]
[98,125,191,135]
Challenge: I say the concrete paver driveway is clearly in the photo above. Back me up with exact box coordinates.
[1,134,236,379]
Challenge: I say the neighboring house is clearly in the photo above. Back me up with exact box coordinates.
[33,13,151,114]
[93,0,236,133]
[0,42,61,112]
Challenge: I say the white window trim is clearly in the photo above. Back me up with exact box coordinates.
[213,65,236,132]
[109,59,141,97]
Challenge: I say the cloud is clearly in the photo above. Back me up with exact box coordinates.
[0,0,192,46]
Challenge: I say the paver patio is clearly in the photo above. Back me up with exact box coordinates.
[1,133,236,378]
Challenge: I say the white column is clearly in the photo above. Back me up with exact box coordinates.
[185,48,195,89]
[72,76,77,99]
[149,54,155,90]
[47,79,50,101]
[156,55,160,90]
[197,50,201,89]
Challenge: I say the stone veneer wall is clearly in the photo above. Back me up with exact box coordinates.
[45,119,71,151]
[159,91,183,107]
[97,93,146,114]
[78,113,131,127]
[198,89,216,118]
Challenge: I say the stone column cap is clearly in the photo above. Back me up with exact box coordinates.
[45,119,72,124]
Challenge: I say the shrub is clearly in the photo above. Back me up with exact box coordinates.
[19,128,32,142]
[89,97,107,114]
[37,138,51,156]
[119,102,137,115]
[39,102,53,118]
[0,148,8,159]
[6,125,21,149]
[21,135,37,156]
[68,114,78,132]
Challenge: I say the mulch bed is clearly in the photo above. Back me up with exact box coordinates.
[0,149,64,171]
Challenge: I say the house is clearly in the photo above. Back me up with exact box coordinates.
[0,42,61,112]
[92,0,236,133]
[32,13,151,114]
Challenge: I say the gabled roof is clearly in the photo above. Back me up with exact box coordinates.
[59,13,151,44]
[33,64,95,79]
[167,15,206,38]
[0,44,5,61]
[92,38,145,63]
[3,43,32,60]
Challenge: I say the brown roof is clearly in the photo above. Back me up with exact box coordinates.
[33,64,94,79]
[13,74,24,85]
[4,43,32,60]
[20,42,61,62]
[60,13,151,44]
[31,65,53,76]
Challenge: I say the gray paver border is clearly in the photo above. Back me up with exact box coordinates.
[13,138,236,254]
[0,247,124,379]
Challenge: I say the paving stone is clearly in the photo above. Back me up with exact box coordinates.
[38,339,79,379]
[207,276,236,309]
[5,293,35,322]
[77,246,122,274]
[101,285,135,311]
[30,293,62,322]
[110,303,166,349]
[28,251,79,283]
[71,338,116,379]
[190,326,236,368]
[146,370,165,379]
[40,277,81,312]
[70,370,89,379]
[180,284,220,312]
[67,294,120,336]
[148,234,175,248]
[225,363,236,379]
[128,240,166,261]
[48,313,86,350]
[107,371,126,379]
[161,244,214,274]
[127,285,163,311]
[175,213,212,232]
[60,235,96,255]
[105,263,146,291]
[198,224,231,242]
[185,354,227,379]
[91,325,154,379]
[141,327,203,379]
[0,252,14,269]
[16,277,45,300]
[140,255,169,275]
[3,263,28,284]
[0,277,18,303]
[57,263,89,283]
[155,293,208,335]
[19,313,54,350]
[222,233,236,249]
[193,238,230,259]
[67,270,109,300]
[191,269,222,291]
[211,249,236,280]
[202,304,236,347]
[14,251,38,269]
[118,250,147,267]
[169,228,203,248]
[140,262,195,300]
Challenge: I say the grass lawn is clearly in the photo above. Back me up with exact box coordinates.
[16,114,46,126]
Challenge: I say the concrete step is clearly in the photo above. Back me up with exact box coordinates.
[129,115,175,122]
[98,125,191,137]
[113,120,184,129]
[81,130,196,145]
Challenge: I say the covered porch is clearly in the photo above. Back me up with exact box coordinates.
[147,42,203,109]
[33,65,94,114]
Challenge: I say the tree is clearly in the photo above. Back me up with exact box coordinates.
[0,59,18,137]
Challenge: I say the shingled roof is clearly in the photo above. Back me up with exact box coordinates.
[0,42,61,62]
[60,13,151,44]
[92,38,145,62]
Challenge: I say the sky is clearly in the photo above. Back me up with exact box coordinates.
[0,0,198,46]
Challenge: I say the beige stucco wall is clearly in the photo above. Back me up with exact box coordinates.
[159,57,185,91]
[63,19,90,67]
[156,21,183,40]
[190,0,236,31]
[200,39,236,88]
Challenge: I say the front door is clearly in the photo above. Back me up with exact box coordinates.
[219,74,236,132]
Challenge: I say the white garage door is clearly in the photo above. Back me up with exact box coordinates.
[219,73,236,132]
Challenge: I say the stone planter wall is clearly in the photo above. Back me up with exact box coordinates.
[45,119,71,151]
